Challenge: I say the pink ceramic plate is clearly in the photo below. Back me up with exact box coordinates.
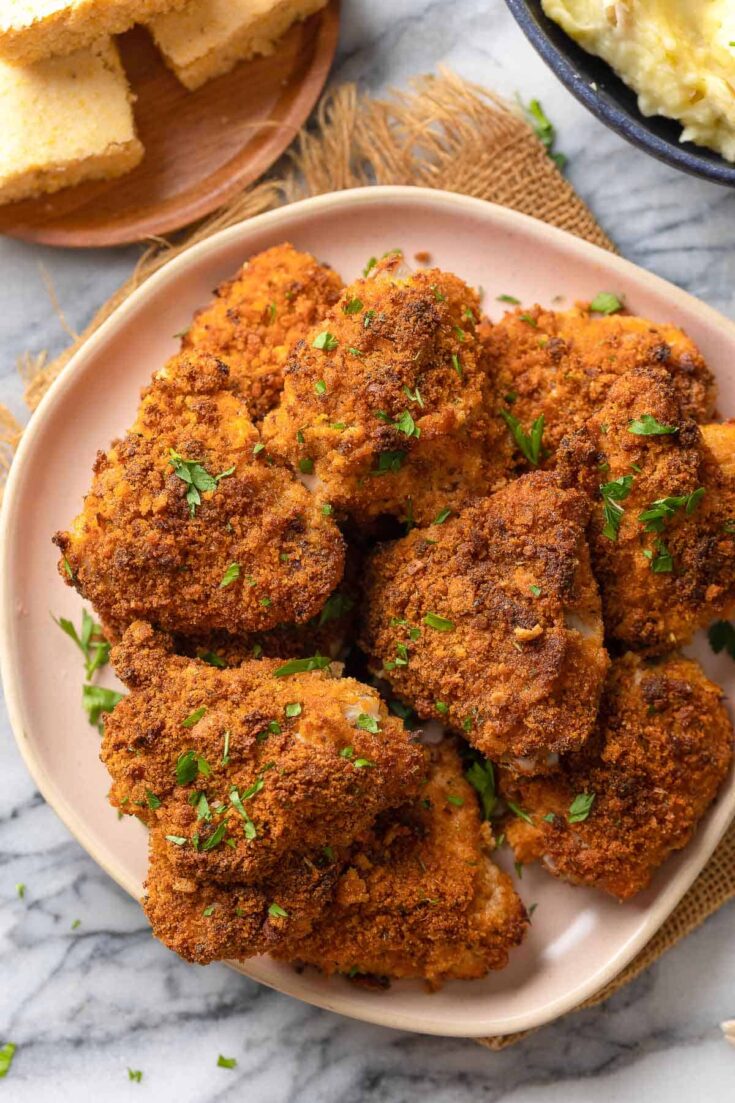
[2,187,734,1038]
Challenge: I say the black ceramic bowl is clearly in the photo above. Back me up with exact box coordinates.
[506,0,735,187]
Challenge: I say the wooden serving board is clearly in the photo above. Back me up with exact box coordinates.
[0,2,340,248]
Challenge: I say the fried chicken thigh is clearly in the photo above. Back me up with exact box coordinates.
[501,653,733,899]
[275,739,527,986]
[361,472,610,772]
[482,304,715,461]
[262,254,513,525]
[557,365,735,652]
[182,243,344,420]
[54,352,345,638]
[103,622,425,890]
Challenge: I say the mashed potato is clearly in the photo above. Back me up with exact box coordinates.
[542,1,735,161]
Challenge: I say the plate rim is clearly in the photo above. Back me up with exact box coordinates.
[2,184,734,1038]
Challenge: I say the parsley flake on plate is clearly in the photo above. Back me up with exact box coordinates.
[708,620,735,659]
[127,1069,143,1083]
[217,1055,238,1069]
[589,292,623,315]
[356,713,380,733]
[524,98,567,169]
[54,609,110,680]
[465,757,496,819]
[82,685,123,728]
[372,450,406,476]
[506,800,534,825]
[497,293,520,305]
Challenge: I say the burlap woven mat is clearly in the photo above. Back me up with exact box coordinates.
[0,71,733,1049]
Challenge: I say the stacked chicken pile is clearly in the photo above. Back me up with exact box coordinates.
[54,243,735,986]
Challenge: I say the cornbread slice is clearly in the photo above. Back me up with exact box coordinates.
[148,0,329,91]
[0,1,190,65]
[0,38,143,205]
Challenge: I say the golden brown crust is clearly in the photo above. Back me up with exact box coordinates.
[557,365,735,652]
[275,740,528,985]
[360,472,609,770]
[261,255,513,526]
[182,243,344,421]
[144,826,343,965]
[481,304,716,460]
[54,352,345,637]
[102,621,426,888]
[501,653,733,899]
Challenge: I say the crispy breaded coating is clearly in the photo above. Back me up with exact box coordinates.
[481,304,716,460]
[182,243,344,421]
[144,826,343,965]
[54,352,345,637]
[275,740,527,986]
[261,255,513,526]
[501,653,733,900]
[360,472,609,772]
[701,420,735,478]
[102,622,426,887]
[557,365,735,652]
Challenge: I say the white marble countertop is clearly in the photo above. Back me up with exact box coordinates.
[2,1,735,1098]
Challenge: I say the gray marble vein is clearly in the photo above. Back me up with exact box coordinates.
[2,1,735,1097]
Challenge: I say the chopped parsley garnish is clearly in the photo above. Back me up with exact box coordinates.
[175,750,210,786]
[253,441,265,457]
[372,450,406,476]
[506,800,533,825]
[315,591,354,627]
[284,702,302,718]
[589,292,623,315]
[519,313,538,328]
[127,1069,143,1083]
[166,835,187,846]
[454,326,466,342]
[198,650,227,668]
[650,539,673,573]
[524,98,567,169]
[219,562,240,588]
[529,584,542,597]
[343,296,363,314]
[356,713,380,733]
[323,845,336,861]
[217,1056,238,1069]
[222,731,231,765]
[500,410,545,466]
[230,786,257,840]
[363,310,376,328]
[431,285,447,302]
[274,654,331,677]
[363,257,377,277]
[168,450,235,518]
[600,475,634,541]
[62,556,75,580]
[433,507,452,525]
[82,685,123,728]
[183,706,207,728]
[465,757,496,819]
[447,794,464,807]
[16,884,25,899]
[202,905,215,917]
[54,609,110,680]
[339,746,354,759]
[708,620,735,659]
[299,457,314,475]
[497,294,520,304]
[145,790,161,810]
[628,414,679,436]
[385,642,410,670]
[268,903,289,918]
[348,347,364,358]
[403,385,424,407]
[394,409,420,438]
[313,331,339,351]
[568,792,595,823]
[321,503,333,516]
[638,488,704,532]
[451,353,463,377]
[423,612,455,632]
[201,822,228,851]
[353,758,375,769]
[70,919,81,930]
[314,379,327,395]
[435,701,448,714]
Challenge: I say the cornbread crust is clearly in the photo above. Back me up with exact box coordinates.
[0,0,190,65]
[0,38,142,204]
[148,0,329,91]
